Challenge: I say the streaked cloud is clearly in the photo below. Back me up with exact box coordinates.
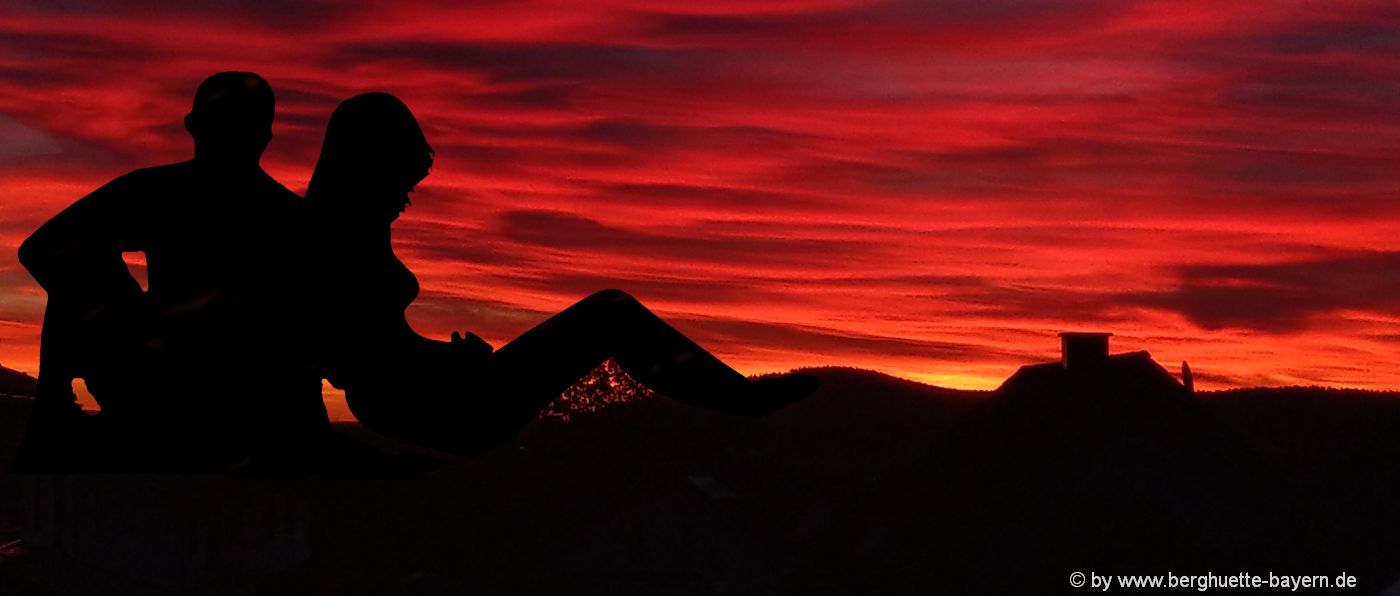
[1,0,1398,399]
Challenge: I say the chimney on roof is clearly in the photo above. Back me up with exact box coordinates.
[1059,332,1111,371]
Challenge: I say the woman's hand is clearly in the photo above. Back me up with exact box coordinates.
[450,330,493,357]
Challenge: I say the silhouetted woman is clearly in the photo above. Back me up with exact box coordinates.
[304,93,815,452]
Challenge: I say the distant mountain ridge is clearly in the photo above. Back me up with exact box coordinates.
[794,366,1400,483]
[788,365,1400,402]
[5,360,1400,594]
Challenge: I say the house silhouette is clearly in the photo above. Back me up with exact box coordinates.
[833,332,1285,595]
[1000,331,1184,396]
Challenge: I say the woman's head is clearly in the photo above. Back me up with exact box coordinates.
[307,93,433,219]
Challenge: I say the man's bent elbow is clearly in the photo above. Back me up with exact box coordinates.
[17,230,61,289]
[17,234,41,274]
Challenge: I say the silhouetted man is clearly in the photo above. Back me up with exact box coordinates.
[15,72,328,472]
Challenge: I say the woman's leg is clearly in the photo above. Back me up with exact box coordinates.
[487,290,810,416]
[401,290,814,453]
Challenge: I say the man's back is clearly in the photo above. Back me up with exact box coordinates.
[118,161,302,359]
[96,161,321,420]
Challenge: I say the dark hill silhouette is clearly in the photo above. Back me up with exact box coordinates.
[314,366,983,595]
[2,357,1399,595]
[0,367,36,595]
[0,365,37,399]
[1233,417,1400,592]
[0,365,37,474]
[787,337,1382,595]
[1201,386,1400,485]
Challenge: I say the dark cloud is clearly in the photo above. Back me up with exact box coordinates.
[1268,18,1400,54]
[496,209,878,268]
[1,31,160,63]
[11,0,364,31]
[446,84,582,112]
[392,220,521,269]
[590,182,832,214]
[643,0,1128,52]
[679,316,994,363]
[484,271,777,306]
[569,119,809,153]
[940,284,1122,323]
[339,41,692,85]
[1129,253,1400,331]
[402,293,548,340]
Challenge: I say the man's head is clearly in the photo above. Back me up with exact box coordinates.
[184,72,274,166]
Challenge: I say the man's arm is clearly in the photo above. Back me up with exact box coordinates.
[19,174,144,296]
[19,173,147,404]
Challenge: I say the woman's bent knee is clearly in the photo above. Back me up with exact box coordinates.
[585,289,635,306]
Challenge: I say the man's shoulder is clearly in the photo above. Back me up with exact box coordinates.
[253,169,303,203]
[106,161,196,189]
[126,161,196,179]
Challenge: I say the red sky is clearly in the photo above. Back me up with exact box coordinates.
[2,0,1399,416]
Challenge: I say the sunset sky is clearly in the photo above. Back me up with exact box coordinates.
[2,0,1399,415]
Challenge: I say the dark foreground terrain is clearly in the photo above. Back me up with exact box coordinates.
[1,361,1398,595]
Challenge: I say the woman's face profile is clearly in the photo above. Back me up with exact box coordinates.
[387,162,429,219]
[316,92,433,221]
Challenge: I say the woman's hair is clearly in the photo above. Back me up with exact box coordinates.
[306,92,433,208]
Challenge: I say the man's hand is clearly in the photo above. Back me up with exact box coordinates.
[450,331,493,357]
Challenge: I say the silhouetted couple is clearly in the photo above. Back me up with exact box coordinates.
[15,72,815,474]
